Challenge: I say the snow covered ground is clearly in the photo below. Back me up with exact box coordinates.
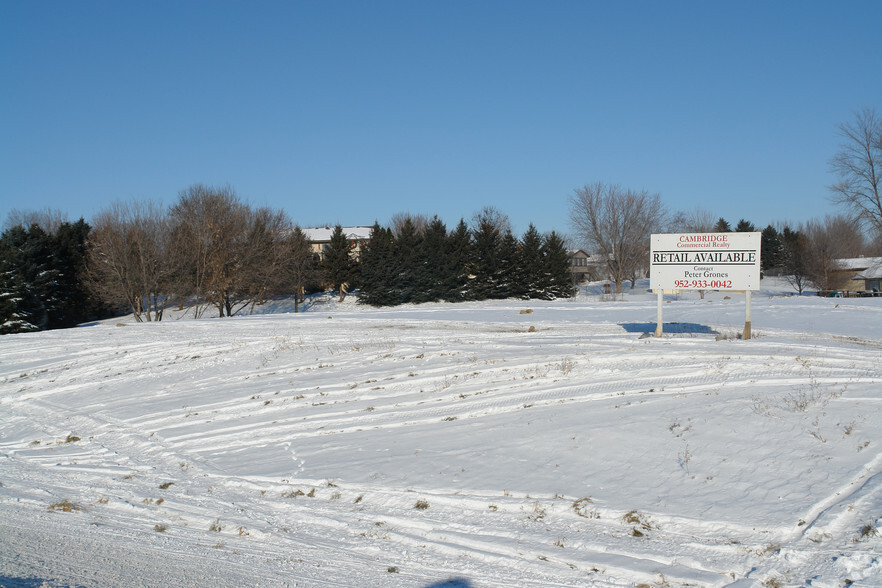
[1,279,880,587]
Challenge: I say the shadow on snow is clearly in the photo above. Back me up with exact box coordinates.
[620,322,718,335]
[424,579,473,588]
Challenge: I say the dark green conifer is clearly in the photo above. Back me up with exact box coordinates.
[323,225,354,302]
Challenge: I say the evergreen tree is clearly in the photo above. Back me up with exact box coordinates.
[519,223,544,298]
[0,224,57,333]
[760,225,783,272]
[735,219,757,232]
[470,216,503,300]
[444,219,472,301]
[358,223,399,306]
[421,216,449,302]
[322,225,354,302]
[287,226,318,313]
[1,219,102,334]
[494,229,520,299]
[713,218,732,232]
[541,231,574,299]
[0,226,40,333]
[781,226,809,294]
[394,217,425,303]
[50,218,97,327]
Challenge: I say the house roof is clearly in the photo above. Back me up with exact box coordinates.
[852,260,882,280]
[302,226,373,242]
[837,257,882,271]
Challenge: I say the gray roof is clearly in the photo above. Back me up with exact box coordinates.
[852,260,882,280]
[838,256,882,270]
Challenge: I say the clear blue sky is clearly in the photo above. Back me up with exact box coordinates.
[2,1,880,237]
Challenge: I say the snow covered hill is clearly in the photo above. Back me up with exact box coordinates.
[2,281,880,587]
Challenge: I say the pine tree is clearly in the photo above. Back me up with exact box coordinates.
[781,226,809,294]
[470,216,503,300]
[713,218,732,233]
[394,217,424,303]
[444,220,472,301]
[541,231,574,299]
[322,225,354,302]
[495,229,520,299]
[0,268,40,334]
[358,223,399,306]
[287,226,317,313]
[50,219,96,327]
[421,216,449,302]
[735,219,757,232]
[0,226,41,333]
[0,224,56,333]
[519,224,544,298]
[760,225,783,272]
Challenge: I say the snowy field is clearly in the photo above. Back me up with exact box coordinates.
[1,279,881,587]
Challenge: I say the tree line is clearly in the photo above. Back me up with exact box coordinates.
[3,107,878,332]
[354,208,572,306]
[1,188,573,334]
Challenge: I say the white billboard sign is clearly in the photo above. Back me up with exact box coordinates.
[650,232,761,291]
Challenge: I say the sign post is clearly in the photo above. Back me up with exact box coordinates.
[650,232,761,339]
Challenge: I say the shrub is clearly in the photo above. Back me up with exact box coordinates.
[48,500,85,512]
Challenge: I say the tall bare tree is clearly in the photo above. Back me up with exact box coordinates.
[829,107,882,238]
[238,206,297,315]
[170,184,296,317]
[668,208,717,298]
[85,200,172,321]
[669,208,716,233]
[802,215,865,292]
[170,184,248,317]
[389,212,429,237]
[569,182,666,293]
[4,208,69,234]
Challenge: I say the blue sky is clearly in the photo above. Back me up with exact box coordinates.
[2,1,880,237]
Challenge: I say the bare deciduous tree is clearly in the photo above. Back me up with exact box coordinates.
[569,182,666,293]
[802,215,865,292]
[829,107,882,238]
[170,184,296,317]
[669,208,716,233]
[4,208,69,234]
[389,212,429,237]
[238,207,297,315]
[170,184,248,317]
[85,200,172,321]
[668,208,717,298]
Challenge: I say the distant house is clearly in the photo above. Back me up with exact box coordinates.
[847,257,882,293]
[302,226,373,261]
[568,249,602,283]
[830,257,882,294]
